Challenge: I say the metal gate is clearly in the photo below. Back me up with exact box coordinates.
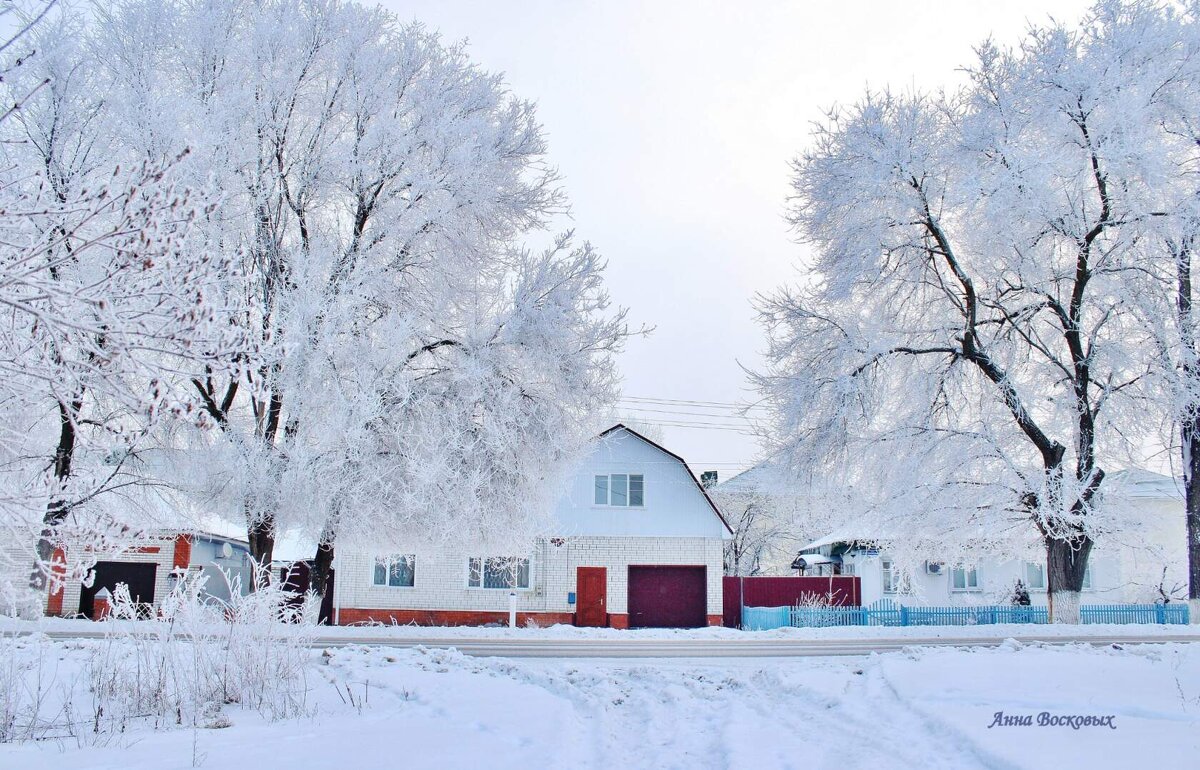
[627,565,707,628]
[79,561,157,618]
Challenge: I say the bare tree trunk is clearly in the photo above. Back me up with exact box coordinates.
[30,395,83,595]
[244,388,289,590]
[311,535,334,597]
[1046,533,1093,624]
[247,514,276,591]
[1033,446,1100,624]
[1183,418,1200,622]
[1174,240,1200,622]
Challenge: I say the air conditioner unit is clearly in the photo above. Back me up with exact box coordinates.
[925,561,945,575]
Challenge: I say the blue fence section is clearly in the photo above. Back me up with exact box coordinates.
[742,600,1191,630]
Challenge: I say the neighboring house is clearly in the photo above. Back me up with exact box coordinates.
[1105,469,1189,602]
[793,469,1187,607]
[332,424,733,628]
[793,532,1121,607]
[45,531,253,618]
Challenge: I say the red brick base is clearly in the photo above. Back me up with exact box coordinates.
[171,534,192,570]
[337,608,576,627]
[336,609,725,630]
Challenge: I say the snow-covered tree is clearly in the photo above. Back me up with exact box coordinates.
[93,0,627,590]
[0,2,244,599]
[756,2,1184,621]
[1116,0,1200,622]
[711,462,811,576]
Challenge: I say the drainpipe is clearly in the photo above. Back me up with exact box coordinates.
[508,591,517,628]
[331,552,340,626]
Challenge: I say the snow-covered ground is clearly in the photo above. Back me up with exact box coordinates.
[1,633,1198,770]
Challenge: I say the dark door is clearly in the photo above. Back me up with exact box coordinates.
[627,565,707,629]
[576,567,607,627]
[79,561,157,618]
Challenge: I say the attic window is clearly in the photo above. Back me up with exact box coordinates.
[594,474,644,507]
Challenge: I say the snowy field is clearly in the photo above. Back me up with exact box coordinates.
[1,633,1198,770]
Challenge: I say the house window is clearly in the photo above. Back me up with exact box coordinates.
[1025,562,1046,590]
[882,559,901,593]
[594,475,608,505]
[1024,561,1092,590]
[593,474,644,507]
[951,565,981,591]
[468,557,530,589]
[373,555,415,587]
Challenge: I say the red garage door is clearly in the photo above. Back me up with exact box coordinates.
[627,566,707,629]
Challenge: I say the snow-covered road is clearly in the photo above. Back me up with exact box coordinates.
[13,618,1200,657]
[305,630,1200,657]
[4,639,1199,770]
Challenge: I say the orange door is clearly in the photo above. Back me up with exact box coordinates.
[576,567,607,627]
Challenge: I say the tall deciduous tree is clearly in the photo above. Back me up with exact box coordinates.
[0,2,243,600]
[1113,0,1200,622]
[756,2,1180,621]
[94,0,628,588]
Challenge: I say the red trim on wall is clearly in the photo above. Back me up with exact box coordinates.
[607,613,629,629]
[337,609,576,628]
[129,546,162,554]
[171,534,192,570]
[707,614,722,627]
[45,546,67,616]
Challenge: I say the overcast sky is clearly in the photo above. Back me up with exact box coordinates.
[380,0,1095,477]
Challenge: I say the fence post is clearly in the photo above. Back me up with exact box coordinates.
[739,576,745,630]
[1156,603,1166,625]
[900,605,909,627]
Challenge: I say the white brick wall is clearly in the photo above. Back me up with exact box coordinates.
[336,536,725,616]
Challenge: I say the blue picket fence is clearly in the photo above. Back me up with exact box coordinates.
[740,599,1190,630]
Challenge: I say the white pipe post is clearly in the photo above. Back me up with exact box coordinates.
[509,591,517,628]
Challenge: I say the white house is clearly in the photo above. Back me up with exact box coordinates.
[795,469,1188,608]
[332,424,733,628]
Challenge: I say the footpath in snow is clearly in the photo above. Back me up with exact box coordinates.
[1,629,1198,770]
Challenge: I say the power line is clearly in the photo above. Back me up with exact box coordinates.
[620,395,769,411]
[628,419,758,434]
[617,405,755,420]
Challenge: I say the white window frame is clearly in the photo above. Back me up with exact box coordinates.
[881,559,908,594]
[950,564,981,592]
[593,472,645,508]
[466,556,532,590]
[372,555,416,588]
